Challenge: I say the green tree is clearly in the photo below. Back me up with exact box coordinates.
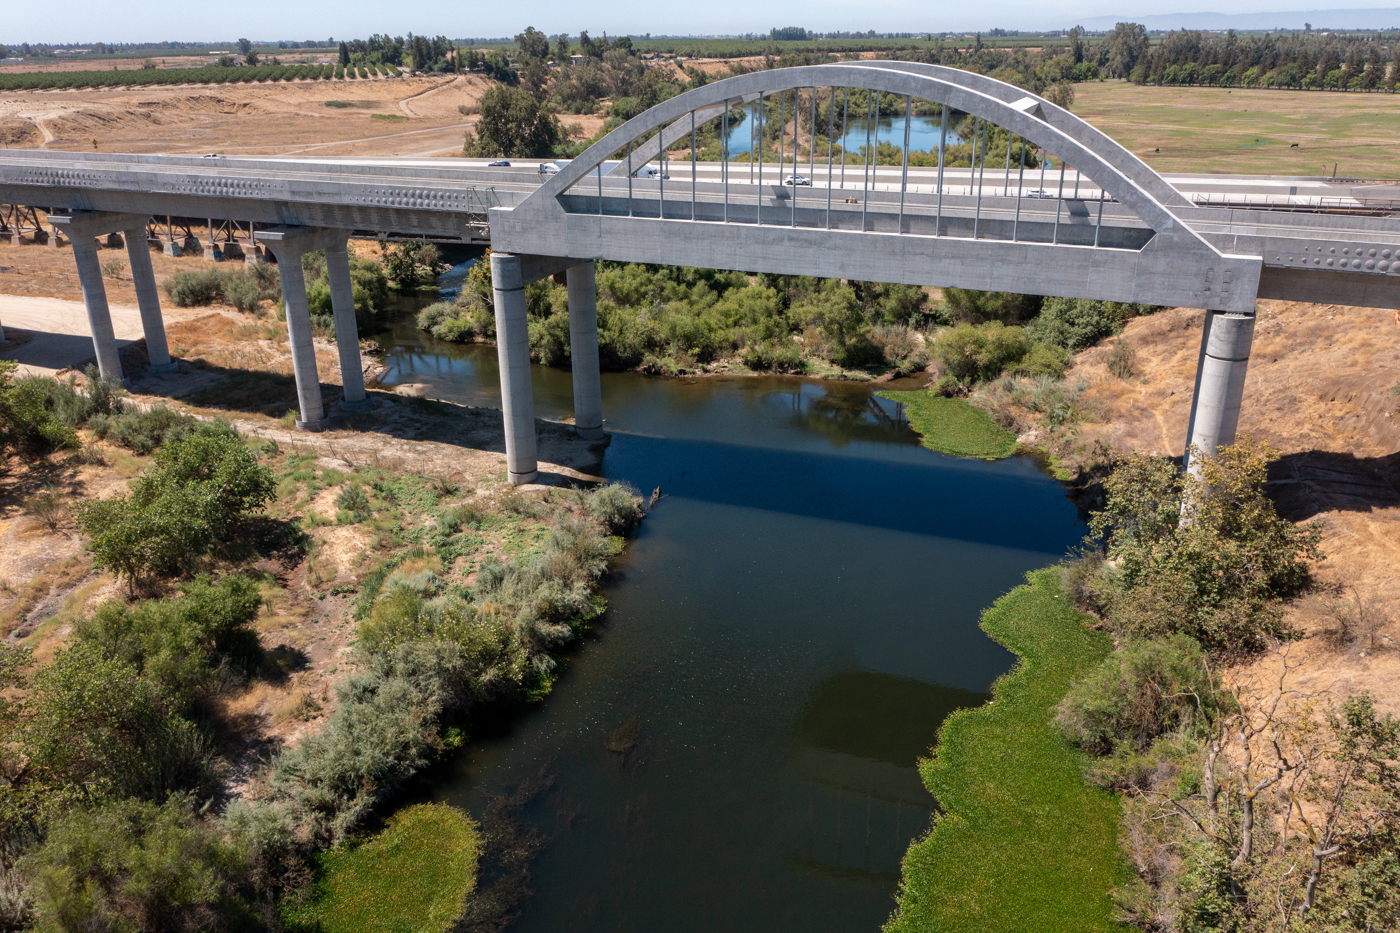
[514,26,550,64]
[1088,438,1323,652]
[74,429,275,589]
[462,84,563,158]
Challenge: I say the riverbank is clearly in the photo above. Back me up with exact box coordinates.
[887,569,1126,933]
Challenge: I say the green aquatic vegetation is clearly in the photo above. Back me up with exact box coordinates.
[886,569,1129,933]
[283,803,480,933]
[878,390,1017,460]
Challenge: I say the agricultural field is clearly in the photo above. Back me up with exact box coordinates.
[1074,79,1400,178]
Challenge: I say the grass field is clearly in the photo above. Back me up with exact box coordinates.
[284,803,481,933]
[1074,80,1400,178]
[878,391,1018,459]
[885,569,1128,933]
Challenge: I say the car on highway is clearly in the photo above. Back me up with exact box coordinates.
[1024,188,1054,198]
[538,162,561,175]
[783,174,812,186]
[636,165,670,179]
[201,153,221,159]
[488,160,510,167]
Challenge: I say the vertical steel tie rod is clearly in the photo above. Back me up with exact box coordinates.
[627,141,633,217]
[809,87,817,181]
[723,97,730,223]
[972,118,984,238]
[1012,135,1025,241]
[756,92,764,226]
[935,105,947,236]
[1094,187,1105,248]
[778,91,786,180]
[791,91,798,228]
[898,95,911,234]
[1052,160,1066,245]
[1003,131,1013,197]
[597,148,603,215]
[691,110,697,221]
[659,132,666,220]
[826,87,834,229]
[840,88,849,189]
[861,91,873,232]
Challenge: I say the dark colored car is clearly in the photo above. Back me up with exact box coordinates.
[488,160,511,167]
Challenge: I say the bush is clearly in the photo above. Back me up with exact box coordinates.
[335,485,371,523]
[15,642,217,801]
[1105,339,1137,379]
[0,363,87,458]
[1054,634,1224,758]
[92,406,209,455]
[164,269,230,307]
[941,288,1042,324]
[24,797,262,932]
[1087,439,1323,653]
[1027,298,1156,351]
[74,574,264,710]
[75,429,276,588]
[587,483,644,534]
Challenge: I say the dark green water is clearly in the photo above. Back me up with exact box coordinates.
[369,309,1083,931]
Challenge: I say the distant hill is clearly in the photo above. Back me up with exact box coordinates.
[1076,8,1400,32]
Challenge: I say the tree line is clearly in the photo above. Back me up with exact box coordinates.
[1129,27,1400,90]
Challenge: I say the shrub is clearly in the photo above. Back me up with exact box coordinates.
[1105,338,1137,379]
[1054,634,1224,757]
[0,363,82,458]
[24,797,262,932]
[1087,438,1323,653]
[100,259,125,279]
[1027,298,1156,351]
[932,322,1038,384]
[941,288,1042,324]
[75,429,276,588]
[93,405,208,455]
[74,574,264,710]
[164,269,229,307]
[15,643,217,801]
[587,483,644,534]
[335,484,371,523]
[22,487,65,532]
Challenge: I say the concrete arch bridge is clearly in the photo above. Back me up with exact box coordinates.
[2,62,1399,482]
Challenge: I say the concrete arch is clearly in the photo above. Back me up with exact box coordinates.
[532,63,1206,249]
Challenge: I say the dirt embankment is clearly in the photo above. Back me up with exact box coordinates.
[1062,300,1400,715]
[0,74,493,157]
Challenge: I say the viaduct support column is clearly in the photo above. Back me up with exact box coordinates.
[256,227,351,432]
[1184,310,1256,474]
[325,241,372,411]
[124,223,177,374]
[491,252,539,485]
[70,238,125,385]
[566,261,604,440]
[50,212,162,384]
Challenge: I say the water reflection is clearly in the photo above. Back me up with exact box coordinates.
[367,306,1081,933]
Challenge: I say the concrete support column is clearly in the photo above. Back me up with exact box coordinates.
[268,252,326,431]
[70,239,125,385]
[1184,310,1256,473]
[124,226,177,374]
[325,242,371,411]
[566,261,604,439]
[491,252,539,485]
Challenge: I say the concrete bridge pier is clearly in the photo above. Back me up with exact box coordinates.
[51,211,164,385]
[325,240,372,412]
[256,226,364,430]
[566,261,604,440]
[490,252,539,485]
[124,223,178,374]
[1184,310,1256,473]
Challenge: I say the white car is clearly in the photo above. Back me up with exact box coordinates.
[636,166,670,179]
[783,175,812,187]
[1025,188,1054,199]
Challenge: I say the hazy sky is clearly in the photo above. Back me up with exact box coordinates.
[2,1,1389,44]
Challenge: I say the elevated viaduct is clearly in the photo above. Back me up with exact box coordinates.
[3,62,1400,482]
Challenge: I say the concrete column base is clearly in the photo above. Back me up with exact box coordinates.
[575,424,607,441]
[48,231,64,249]
[295,418,327,432]
[105,233,124,249]
[339,397,374,413]
[509,469,540,486]
[162,241,181,257]
[147,361,179,375]
[202,246,223,261]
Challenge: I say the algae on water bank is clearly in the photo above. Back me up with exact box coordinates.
[877,390,1018,460]
[285,803,481,933]
[886,569,1129,933]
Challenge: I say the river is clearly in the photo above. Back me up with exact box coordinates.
[721,100,965,160]
[368,286,1083,932]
